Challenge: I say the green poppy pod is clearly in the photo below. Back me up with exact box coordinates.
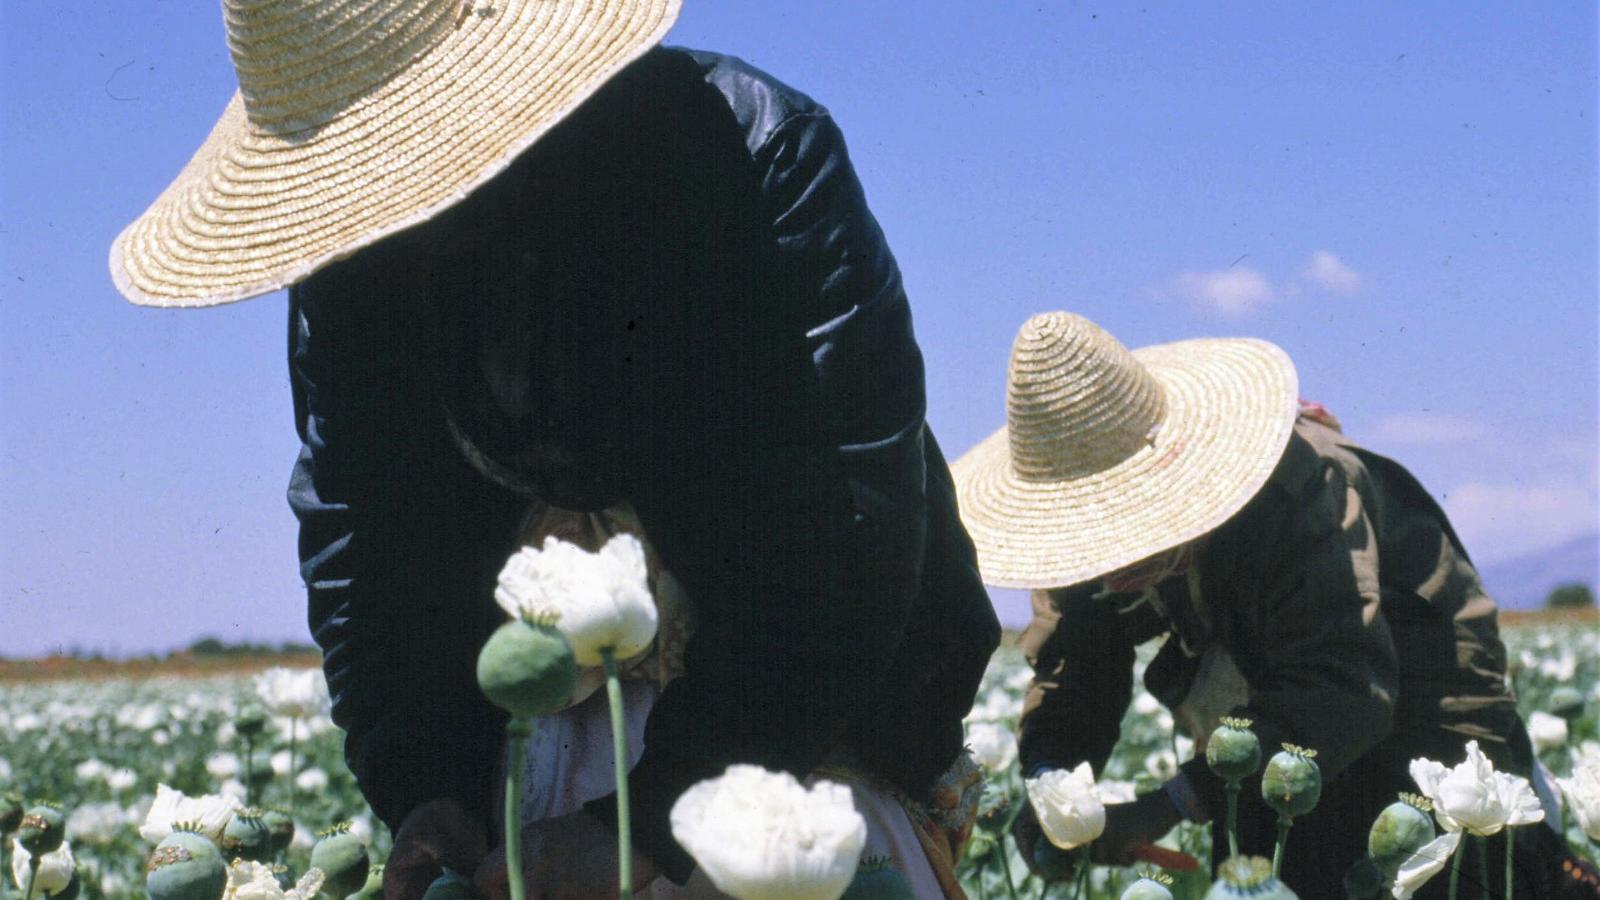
[220,809,273,862]
[17,805,65,855]
[475,618,579,719]
[1261,746,1321,820]
[841,857,916,899]
[421,869,480,899]
[1206,717,1262,784]
[234,710,268,740]
[1367,794,1435,882]
[1204,856,1299,899]
[146,830,229,900]
[1549,686,1585,720]
[260,809,295,854]
[309,827,370,899]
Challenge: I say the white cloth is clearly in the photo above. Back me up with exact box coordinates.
[521,681,944,899]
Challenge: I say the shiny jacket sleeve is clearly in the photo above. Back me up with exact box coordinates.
[584,108,933,883]
[286,276,511,833]
[1176,446,1400,820]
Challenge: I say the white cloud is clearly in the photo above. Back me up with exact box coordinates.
[1172,266,1274,316]
[1303,250,1361,293]
[1366,412,1488,445]
[1443,479,1600,566]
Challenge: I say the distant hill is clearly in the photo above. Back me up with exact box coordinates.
[1477,532,1599,610]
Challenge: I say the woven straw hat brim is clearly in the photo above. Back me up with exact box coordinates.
[952,337,1299,590]
[111,0,680,308]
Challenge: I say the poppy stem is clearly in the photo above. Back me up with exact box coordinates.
[1448,837,1463,900]
[1272,816,1291,878]
[602,648,633,896]
[1226,783,1240,858]
[1505,828,1514,900]
[505,717,532,900]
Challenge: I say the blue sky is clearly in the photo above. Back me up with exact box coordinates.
[2,1,1596,656]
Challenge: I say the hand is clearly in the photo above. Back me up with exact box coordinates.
[384,798,489,900]
[1011,803,1082,882]
[1090,792,1183,866]
[472,809,661,900]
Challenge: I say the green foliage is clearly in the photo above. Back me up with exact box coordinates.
[1546,582,1596,609]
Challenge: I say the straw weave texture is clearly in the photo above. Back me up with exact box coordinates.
[951,312,1299,590]
[111,0,680,307]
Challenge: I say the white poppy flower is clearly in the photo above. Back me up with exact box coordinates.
[1026,762,1106,851]
[252,668,329,720]
[1527,711,1568,752]
[670,765,866,900]
[223,860,324,900]
[1560,759,1600,841]
[66,802,125,845]
[105,768,138,793]
[1409,741,1543,837]
[295,768,329,792]
[1390,831,1462,900]
[495,535,657,666]
[11,839,74,899]
[206,752,241,779]
[966,723,1018,773]
[140,784,243,843]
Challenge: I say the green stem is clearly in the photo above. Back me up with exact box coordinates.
[1072,854,1088,900]
[1272,817,1291,879]
[601,649,633,897]
[243,734,256,807]
[505,718,532,900]
[1448,837,1463,900]
[1476,836,1489,900]
[23,857,38,900]
[1505,828,1515,900]
[288,717,298,820]
[994,834,1021,900]
[1226,782,1240,859]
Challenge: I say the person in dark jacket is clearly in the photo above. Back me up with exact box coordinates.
[950,312,1586,899]
[111,2,998,897]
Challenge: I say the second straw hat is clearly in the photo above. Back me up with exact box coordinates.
[951,312,1300,589]
[110,0,680,308]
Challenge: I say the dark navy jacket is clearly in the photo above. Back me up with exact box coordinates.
[287,46,998,882]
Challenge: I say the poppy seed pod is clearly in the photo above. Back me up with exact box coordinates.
[841,857,916,899]
[1548,686,1585,720]
[260,809,294,854]
[145,830,228,900]
[421,869,479,899]
[1261,745,1322,820]
[1367,794,1435,882]
[17,804,65,855]
[1121,872,1176,900]
[219,809,272,862]
[1206,717,1262,784]
[475,617,579,719]
[1204,856,1300,899]
[310,825,370,899]
[233,710,267,740]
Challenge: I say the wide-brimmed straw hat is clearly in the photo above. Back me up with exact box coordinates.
[951,312,1300,590]
[110,0,681,308]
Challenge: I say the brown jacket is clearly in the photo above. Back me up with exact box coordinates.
[1016,416,1527,820]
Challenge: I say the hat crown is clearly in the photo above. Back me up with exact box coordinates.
[1006,312,1168,481]
[225,0,459,134]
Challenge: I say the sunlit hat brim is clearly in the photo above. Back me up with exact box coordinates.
[111,0,680,308]
[952,337,1299,589]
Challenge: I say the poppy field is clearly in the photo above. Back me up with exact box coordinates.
[1,618,1595,898]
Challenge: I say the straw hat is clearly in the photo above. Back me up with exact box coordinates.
[110,0,681,308]
[951,312,1299,589]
